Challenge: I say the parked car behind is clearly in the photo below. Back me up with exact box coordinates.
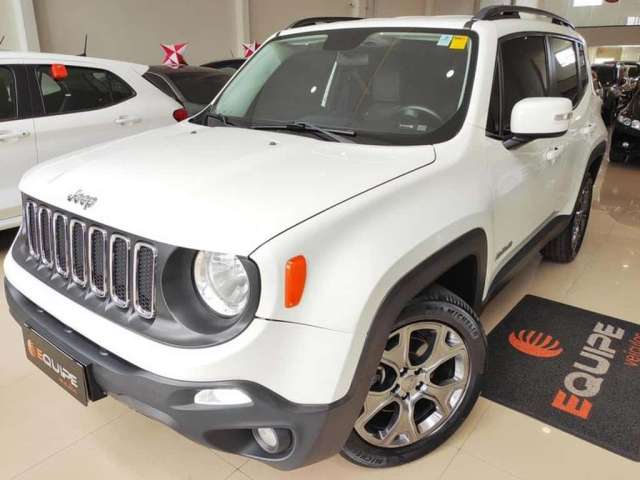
[611,86,640,163]
[201,57,245,73]
[143,65,232,117]
[0,51,183,231]
[591,63,622,126]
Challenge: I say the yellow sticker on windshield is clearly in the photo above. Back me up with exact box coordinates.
[449,36,468,50]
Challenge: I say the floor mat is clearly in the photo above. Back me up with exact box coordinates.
[482,295,640,461]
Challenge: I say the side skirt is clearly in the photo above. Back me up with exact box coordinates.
[484,215,571,305]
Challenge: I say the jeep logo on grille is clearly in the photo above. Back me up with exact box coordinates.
[67,190,97,210]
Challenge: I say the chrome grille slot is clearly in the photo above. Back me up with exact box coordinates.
[88,227,108,297]
[53,213,69,277]
[110,234,130,308]
[70,219,87,286]
[25,201,39,259]
[37,207,53,268]
[133,243,157,319]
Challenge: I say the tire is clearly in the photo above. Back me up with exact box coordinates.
[609,149,626,163]
[341,285,486,468]
[541,174,593,263]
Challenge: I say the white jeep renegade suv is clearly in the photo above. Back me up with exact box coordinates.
[4,7,607,470]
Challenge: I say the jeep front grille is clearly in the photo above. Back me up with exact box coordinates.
[133,243,157,319]
[23,200,158,318]
[110,234,130,308]
[89,227,107,297]
[70,219,87,286]
[25,201,39,259]
[37,207,53,268]
[53,213,69,277]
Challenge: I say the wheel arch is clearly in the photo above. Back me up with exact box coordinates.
[586,140,607,181]
[337,229,488,441]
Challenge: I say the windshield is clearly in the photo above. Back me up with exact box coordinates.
[206,28,476,145]
[169,72,231,105]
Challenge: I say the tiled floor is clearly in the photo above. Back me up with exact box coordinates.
[1,159,639,479]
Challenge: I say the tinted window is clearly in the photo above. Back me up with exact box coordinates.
[487,61,501,135]
[577,43,589,97]
[500,36,548,132]
[110,73,135,103]
[0,66,17,120]
[36,66,134,114]
[168,72,231,104]
[549,37,579,105]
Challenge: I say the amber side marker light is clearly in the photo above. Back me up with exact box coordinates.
[285,255,306,308]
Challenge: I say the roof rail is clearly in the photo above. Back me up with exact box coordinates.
[287,16,362,29]
[468,6,575,30]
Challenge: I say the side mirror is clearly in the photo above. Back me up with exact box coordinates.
[510,97,573,140]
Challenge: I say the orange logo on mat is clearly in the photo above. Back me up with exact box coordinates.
[508,330,563,358]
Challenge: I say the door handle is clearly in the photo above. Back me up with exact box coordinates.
[0,131,30,142]
[580,123,596,135]
[545,146,564,164]
[114,115,142,126]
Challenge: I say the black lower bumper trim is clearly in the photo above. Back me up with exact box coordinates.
[4,279,360,470]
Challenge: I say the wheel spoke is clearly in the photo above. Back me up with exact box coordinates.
[381,400,419,446]
[423,378,465,417]
[355,392,396,430]
[382,327,411,369]
[421,327,465,373]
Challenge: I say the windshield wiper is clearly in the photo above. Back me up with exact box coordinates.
[249,121,356,143]
[204,111,235,127]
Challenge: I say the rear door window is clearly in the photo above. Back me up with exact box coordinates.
[499,35,549,133]
[36,65,135,115]
[549,37,579,106]
[0,66,18,121]
[577,42,589,97]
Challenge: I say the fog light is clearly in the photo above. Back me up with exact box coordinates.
[253,427,284,454]
[194,388,251,406]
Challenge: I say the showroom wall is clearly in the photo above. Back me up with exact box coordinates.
[33,0,240,64]
[17,0,640,64]
[0,0,39,51]
[248,0,353,42]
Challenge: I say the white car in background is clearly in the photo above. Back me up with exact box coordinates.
[0,52,183,231]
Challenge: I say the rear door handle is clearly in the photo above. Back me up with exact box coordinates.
[545,146,564,164]
[114,115,142,126]
[0,130,30,142]
[580,123,596,135]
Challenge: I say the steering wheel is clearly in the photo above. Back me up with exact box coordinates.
[396,105,444,129]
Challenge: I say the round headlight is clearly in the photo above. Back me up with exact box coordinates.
[623,117,632,127]
[632,119,640,130]
[193,251,250,317]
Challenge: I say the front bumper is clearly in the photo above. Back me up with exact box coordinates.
[5,279,361,470]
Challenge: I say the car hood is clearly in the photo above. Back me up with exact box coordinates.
[21,123,435,254]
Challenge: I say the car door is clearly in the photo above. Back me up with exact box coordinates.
[547,38,595,211]
[31,64,143,162]
[486,34,564,270]
[0,64,37,225]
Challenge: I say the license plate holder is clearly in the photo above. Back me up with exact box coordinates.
[23,328,90,405]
